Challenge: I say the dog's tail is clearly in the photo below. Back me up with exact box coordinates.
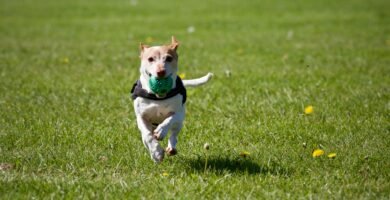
[182,73,213,87]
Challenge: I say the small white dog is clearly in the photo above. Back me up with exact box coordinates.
[131,36,213,163]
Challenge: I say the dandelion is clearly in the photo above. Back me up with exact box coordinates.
[179,73,186,79]
[187,26,195,34]
[312,149,324,158]
[62,57,69,64]
[327,153,336,159]
[162,172,169,177]
[204,143,210,173]
[304,105,314,114]
[287,30,294,40]
[225,69,231,77]
[282,54,289,62]
[203,143,210,150]
[240,151,250,158]
[146,36,154,43]
[130,0,138,6]
[99,155,108,162]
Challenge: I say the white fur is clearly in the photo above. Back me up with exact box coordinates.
[183,73,214,87]
[134,74,211,162]
[133,92,184,162]
[133,38,212,162]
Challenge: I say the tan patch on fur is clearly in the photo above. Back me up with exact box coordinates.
[166,147,177,156]
[139,36,179,61]
[140,46,178,61]
[157,63,164,72]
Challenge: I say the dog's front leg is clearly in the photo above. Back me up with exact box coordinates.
[153,111,184,156]
[153,111,184,140]
[136,116,164,163]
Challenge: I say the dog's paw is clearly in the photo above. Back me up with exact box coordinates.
[165,147,177,156]
[151,145,165,163]
[152,133,162,141]
[153,126,169,141]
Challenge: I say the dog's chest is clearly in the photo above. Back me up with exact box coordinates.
[134,95,184,124]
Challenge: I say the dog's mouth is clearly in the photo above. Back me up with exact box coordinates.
[145,70,152,77]
[149,78,172,96]
[144,69,172,79]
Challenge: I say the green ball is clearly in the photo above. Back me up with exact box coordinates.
[149,76,173,95]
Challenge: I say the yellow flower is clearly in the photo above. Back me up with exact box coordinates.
[179,73,186,79]
[187,26,195,33]
[304,105,314,114]
[312,149,324,157]
[240,151,250,158]
[62,57,69,64]
[146,36,154,43]
[162,172,169,177]
[328,153,336,158]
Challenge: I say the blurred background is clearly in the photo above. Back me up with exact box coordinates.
[1,0,388,115]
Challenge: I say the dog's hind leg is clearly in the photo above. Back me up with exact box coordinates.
[136,116,164,163]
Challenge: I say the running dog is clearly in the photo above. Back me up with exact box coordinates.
[131,36,213,162]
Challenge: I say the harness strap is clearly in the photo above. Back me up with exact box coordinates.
[131,77,186,104]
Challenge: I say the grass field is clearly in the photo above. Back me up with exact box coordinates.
[1,0,389,199]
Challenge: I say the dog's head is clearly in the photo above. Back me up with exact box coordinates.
[139,36,179,80]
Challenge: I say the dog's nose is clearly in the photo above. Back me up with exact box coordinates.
[156,69,166,78]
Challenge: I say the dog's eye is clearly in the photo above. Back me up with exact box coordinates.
[165,56,173,62]
[148,57,154,62]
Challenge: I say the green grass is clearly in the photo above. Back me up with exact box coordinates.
[1,0,389,199]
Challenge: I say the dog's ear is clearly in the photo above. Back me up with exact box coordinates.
[139,43,149,58]
[170,36,179,51]
[140,43,149,52]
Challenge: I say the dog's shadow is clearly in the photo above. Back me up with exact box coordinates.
[183,156,291,176]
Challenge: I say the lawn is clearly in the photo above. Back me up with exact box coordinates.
[0,0,389,199]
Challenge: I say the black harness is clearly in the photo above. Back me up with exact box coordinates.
[131,77,187,104]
